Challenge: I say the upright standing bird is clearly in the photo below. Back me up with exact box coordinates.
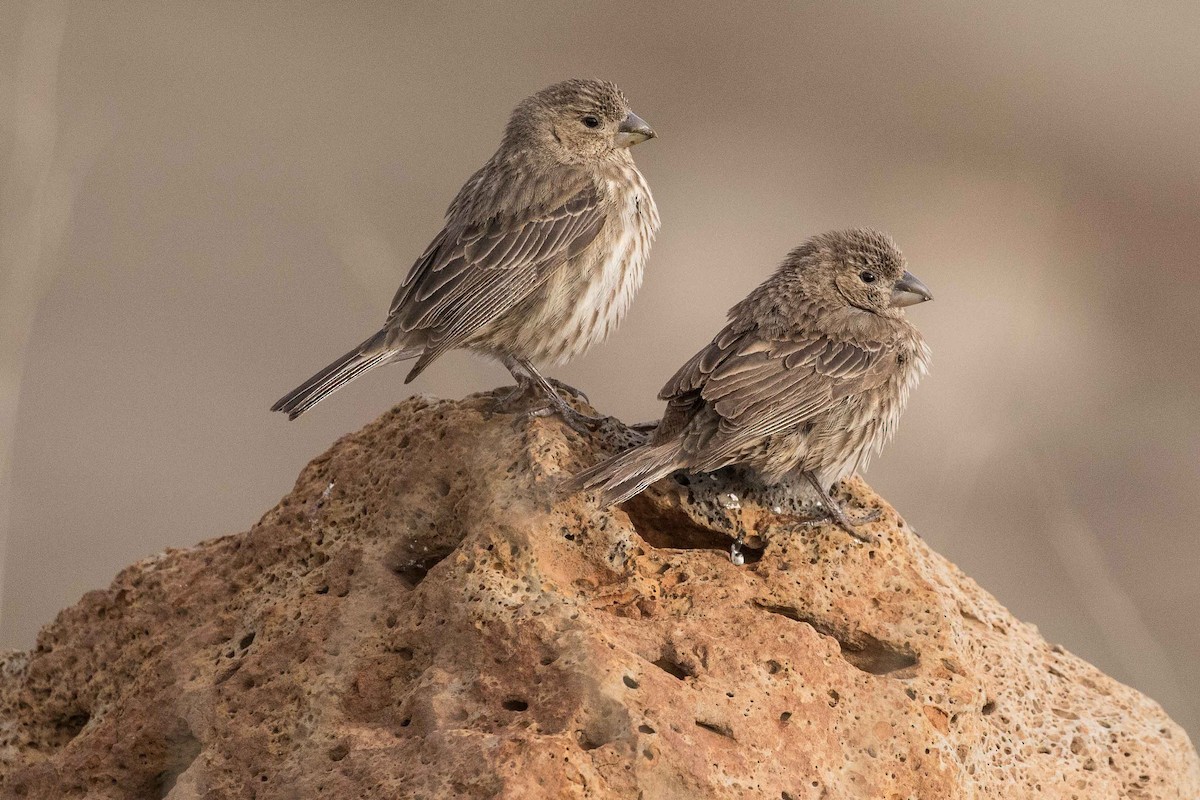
[566,229,932,540]
[272,79,659,430]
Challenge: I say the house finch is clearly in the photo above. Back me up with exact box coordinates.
[272,78,659,431]
[567,229,932,540]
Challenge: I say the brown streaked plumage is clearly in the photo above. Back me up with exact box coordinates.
[567,229,932,540]
[272,79,659,430]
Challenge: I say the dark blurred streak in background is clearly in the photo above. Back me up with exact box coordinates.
[0,1,1196,735]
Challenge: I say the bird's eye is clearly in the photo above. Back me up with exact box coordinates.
[581,115,601,129]
[859,271,877,284]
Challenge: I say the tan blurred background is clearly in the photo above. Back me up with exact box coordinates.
[1,1,1197,738]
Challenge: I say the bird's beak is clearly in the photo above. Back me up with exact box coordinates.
[615,111,656,147]
[891,271,933,307]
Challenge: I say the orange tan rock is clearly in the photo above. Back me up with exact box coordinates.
[0,391,1195,799]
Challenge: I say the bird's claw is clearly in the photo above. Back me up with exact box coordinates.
[826,506,878,543]
[491,384,531,414]
[526,399,605,435]
[798,473,879,543]
[494,379,604,435]
[545,377,590,405]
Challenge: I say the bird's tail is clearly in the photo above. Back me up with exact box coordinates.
[271,329,416,420]
[562,441,686,508]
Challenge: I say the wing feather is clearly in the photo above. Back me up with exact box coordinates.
[656,318,895,461]
[385,175,606,355]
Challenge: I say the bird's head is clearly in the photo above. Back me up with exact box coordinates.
[785,229,932,318]
[503,78,656,164]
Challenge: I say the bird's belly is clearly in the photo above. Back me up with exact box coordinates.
[491,182,655,365]
[550,227,642,361]
[730,396,890,487]
[810,411,883,489]
[807,359,923,488]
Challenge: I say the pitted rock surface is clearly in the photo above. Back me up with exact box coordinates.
[0,390,1196,799]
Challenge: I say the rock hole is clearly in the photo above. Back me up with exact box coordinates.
[385,551,451,589]
[694,719,735,740]
[153,726,202,799]
[51,711,90,746]
[327,743,350,762]
[622,675,639,689]
[622,494,748,555]
[779,711,792,723]
[576,730,603,751]
[238,632,256,650]
[753,602,918,676]
[651,657,692,680]
[982,700,996,715]
[502,698,529,712]
[638,724,656,734]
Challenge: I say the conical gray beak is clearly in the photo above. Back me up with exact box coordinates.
[891,271,933,307]
[615,111,655,147]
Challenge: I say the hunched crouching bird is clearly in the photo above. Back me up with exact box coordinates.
[566,228,932,540]
[272,79,659,432]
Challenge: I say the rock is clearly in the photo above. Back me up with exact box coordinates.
[0,390,1196,799]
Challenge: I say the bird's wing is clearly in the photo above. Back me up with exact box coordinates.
[652,324,747,442]
[659,321,895,457]
[385,180,606,355]
[658,324,747,401]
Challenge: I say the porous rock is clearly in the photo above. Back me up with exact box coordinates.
[0,390,1196,799]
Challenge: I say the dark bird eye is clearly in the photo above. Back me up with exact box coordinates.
[581,115,601,129]
[859,271,877,284]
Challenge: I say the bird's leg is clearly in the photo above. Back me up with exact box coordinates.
[802,472,877,543]
[498,356,604,434]
[492,357,538,412]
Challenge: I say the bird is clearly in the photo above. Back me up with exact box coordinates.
[272,78,659,431]
[566,228,932,541]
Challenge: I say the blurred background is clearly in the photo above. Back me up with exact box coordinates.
[1,1,1197,738]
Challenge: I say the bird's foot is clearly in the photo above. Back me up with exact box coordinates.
[800,472,877,543]
[491,382,533,414]
[821,504,878,543]
[493,378,609,435]
[544,377,590,405]
[527,395,606,435]
[497,357,604,433]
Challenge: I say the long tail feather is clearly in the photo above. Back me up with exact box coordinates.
[563,441,685,507]
[271,330,415,420]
